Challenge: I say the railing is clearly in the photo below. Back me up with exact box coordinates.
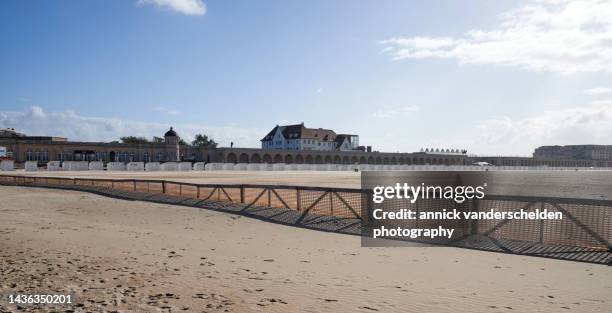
[1,175,611,264]
[0,175,365,221]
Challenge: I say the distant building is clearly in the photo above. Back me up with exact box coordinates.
[534,145,612,160]
[0,127,186,163]
[261,123,359,151]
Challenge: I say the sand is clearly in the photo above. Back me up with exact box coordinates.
[7,170,612,199]
[8,170,362,188]
[1,186,611,312]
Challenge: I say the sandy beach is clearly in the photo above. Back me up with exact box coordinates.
[1,185,611,312]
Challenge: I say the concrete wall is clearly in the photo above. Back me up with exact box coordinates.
[47,161,62,171]
[89,161,104,171]
[24,161,38,171]
[0,160,14,171]
[107,162,126,171]
[62,161,89,171]
[127,162,144,171]
[145,162,161,171]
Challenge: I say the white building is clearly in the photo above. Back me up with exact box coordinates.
[261,123,359,152]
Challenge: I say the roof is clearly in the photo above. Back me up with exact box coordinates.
[260,123,338,141]
[164,127,178,137]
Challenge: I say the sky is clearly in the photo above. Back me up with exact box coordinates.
[1,0,612,155]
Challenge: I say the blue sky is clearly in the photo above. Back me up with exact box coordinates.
[1,0,612,155]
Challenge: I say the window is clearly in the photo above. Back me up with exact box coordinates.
[26,151,33,161]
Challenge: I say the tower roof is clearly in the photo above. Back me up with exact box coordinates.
[164,127,177,137]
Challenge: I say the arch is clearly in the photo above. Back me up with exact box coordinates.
[305,155,314,164]
[375,157,382,164]
[315,155,323,164]
[251,154,261,163]
[398,157,405,165]
[295,154,304,164]
[383,157,389,164]
[368,156,375,164]
[444,158,450,165]
[109,151,116,162]
[351,156,358,164]
[263,154,272,163]
[359,156,367,164]
[273,154,283,163]
[405,158,412,165]
[227,153,237,164]
[342,156,349,164]
[391,157,397,164]
[285,154,293,164]
[333,155,342,164]
[239,153,249,163]
[419,158,424,165]
[425,158,431,164]
[432,158,438,165]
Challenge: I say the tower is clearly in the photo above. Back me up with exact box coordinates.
[164,127,180,161]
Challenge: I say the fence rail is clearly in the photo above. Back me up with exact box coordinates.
[1,174,611,264]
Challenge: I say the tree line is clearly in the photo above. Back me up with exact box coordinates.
[119,133,218,148]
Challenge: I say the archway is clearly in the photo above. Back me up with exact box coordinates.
[263,154,272,163]
[333,155,342,164]
[239,153,249,163]
[305,155,314,164]
[273,154,283,163]
[324,155,332,163]
[359,156,366,164]
[227,153,237,164]
[315,155,323,164]
[285,154,293,164]
[295,154,304,164]
[251,154,261,163]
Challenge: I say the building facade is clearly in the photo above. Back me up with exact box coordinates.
[534,145,612,161]
[2,127,610,167]
[0,127,198,163]
[261,123,359,151]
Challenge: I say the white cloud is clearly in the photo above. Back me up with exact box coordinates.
[138,0,206,16]
[584,86,612,96]
[153,106,181,116]
[474,99,612,154]
[0,106,264,147]
[373,105,420,119]
[382,0,612,74]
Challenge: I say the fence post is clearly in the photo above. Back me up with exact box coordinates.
[469,198,479,235]
[240,185,245,204]
[296,188,301,211]
[330,192,334,215]
[539,202,545,243]
[365,190,373,226]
